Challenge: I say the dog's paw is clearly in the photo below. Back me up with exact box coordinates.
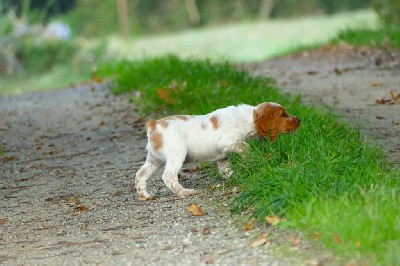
[177,189,197,198]
[138,193,156,201]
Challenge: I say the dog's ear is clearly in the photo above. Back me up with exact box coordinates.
[253,103,279,142]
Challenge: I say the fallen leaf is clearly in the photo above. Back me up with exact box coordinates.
[376,91,400,105]
[243,218,256,231]
[265,215,280,226]
[156,87,176,104]
[291,237,301,246]
[392,121,400,126]
[98,121,106,128]
[91,76,102,83]
[312,232,320,240]
[334,68,343,75]
[77,204,88,211]
[203,227,210,235]
[192,165,201,172]
[250,233,268,248]
[1,156,15,162]
[390,90,400,101]
[204,257,214,264]
[355,241,361,248]
[307,71,318,76]
[334,67,349,75]
[376,116,386,120]
[333,234,342,244]
[187,203,205,216]
[0,218,7,225]
[371,82,382,87]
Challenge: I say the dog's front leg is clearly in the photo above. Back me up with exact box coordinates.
[217,158,233,178]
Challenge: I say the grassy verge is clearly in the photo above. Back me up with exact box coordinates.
[333,24,400,49]
[99,55,399,264]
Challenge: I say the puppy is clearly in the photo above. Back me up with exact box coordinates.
[135,102,300,200]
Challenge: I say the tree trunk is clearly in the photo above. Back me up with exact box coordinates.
[259,0,274,20]
[116,0,130,36]
[185,0,201,25]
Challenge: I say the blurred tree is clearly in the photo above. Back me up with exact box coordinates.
[2,0,76,19]
[54,0,376,37]
[185,0,201,25]
[116,0,130,36]
[374,0,400,25]
[259,0,274,20]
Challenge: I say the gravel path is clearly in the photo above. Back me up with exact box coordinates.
[2,45,397,265]
[0,84,297,265]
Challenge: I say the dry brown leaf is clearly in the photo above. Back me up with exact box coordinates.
[307,71,318,76]
[1,156,15,162]
[376,91,400,105]
[192,165,201,172]
[371,82,382,87]
[91,77,102,83]
[250,233,268,248]
[0,218,7,225]
[333,234,342,244]
[390,90,400,101]
[291,237,301,246]
[203,227,210,235]
[77,204,88,211]
[98,121,106,128]
[265,215,280,226]
[187,203,205,216]
[312,232,320,240]
[243,218,256,231]
[204,257,214,264]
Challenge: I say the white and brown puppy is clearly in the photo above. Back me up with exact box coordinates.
[135,102,300,200]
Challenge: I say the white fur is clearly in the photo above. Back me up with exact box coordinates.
[135,103,281,200]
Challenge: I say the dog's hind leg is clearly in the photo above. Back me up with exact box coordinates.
[162,151,196,198]
[135,153,161,201]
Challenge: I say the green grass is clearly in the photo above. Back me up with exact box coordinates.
[333,24,400,49]
[99,55,399,264]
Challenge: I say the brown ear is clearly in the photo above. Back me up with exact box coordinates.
[253,105,277,141]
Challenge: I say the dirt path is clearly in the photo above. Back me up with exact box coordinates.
[0,84,301,265]
[244,45,400,167]
[1,46,398,265]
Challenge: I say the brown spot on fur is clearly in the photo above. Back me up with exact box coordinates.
[158,120,169,128]
[174,115,189,121]
[253,103,300,142]
[150,131,163,150]
[201,123,207,130]
[146,120,157,131]
[210,115,220,129]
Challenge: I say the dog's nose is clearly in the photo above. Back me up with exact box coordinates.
[296,117,301,123]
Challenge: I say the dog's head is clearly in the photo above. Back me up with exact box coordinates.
[253,102,300,142]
